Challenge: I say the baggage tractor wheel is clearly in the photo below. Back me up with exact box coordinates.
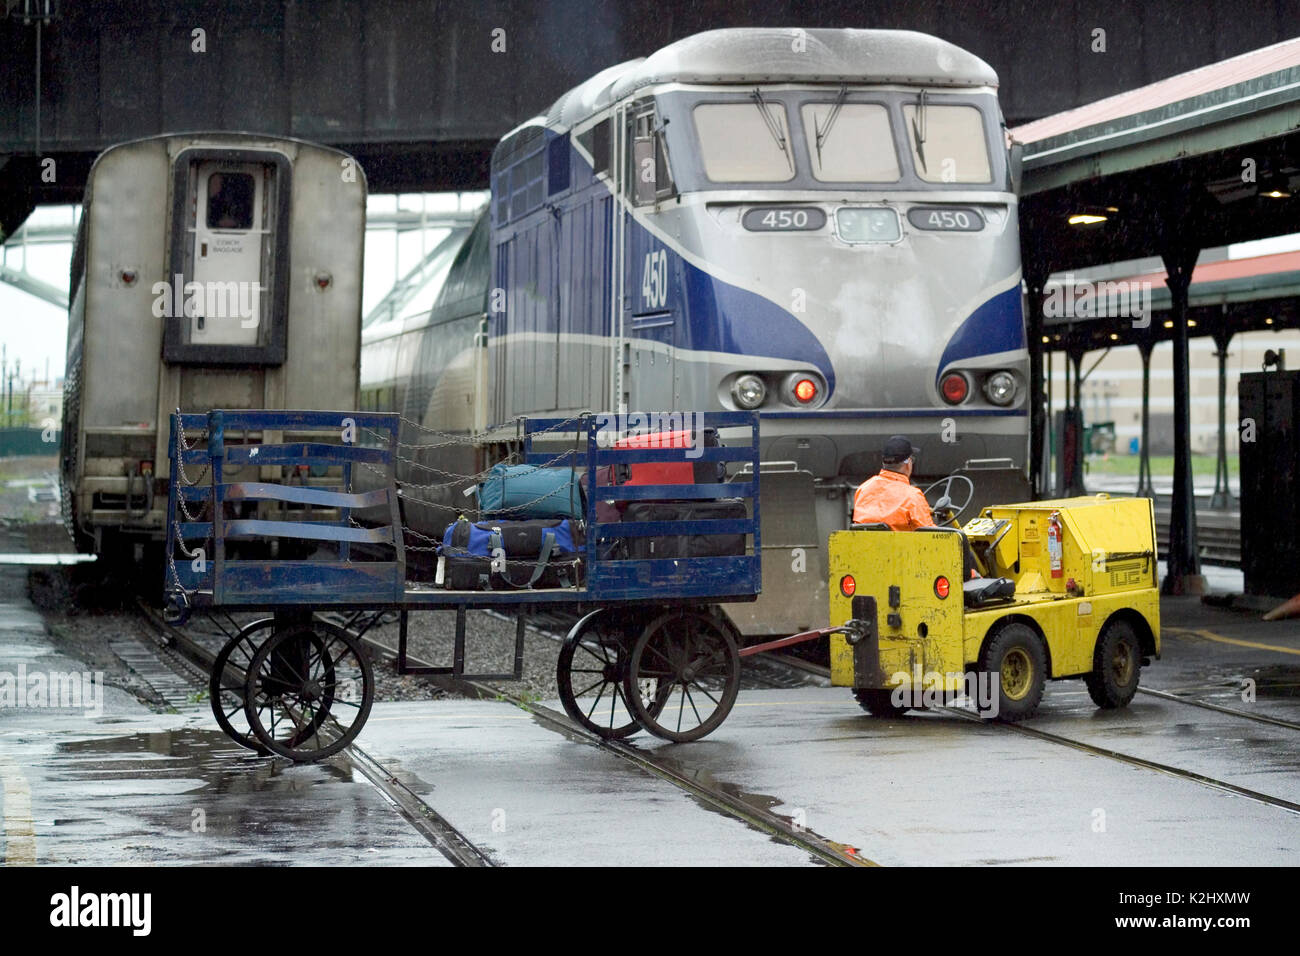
[556,609,659,739]
[244,621,374,762]
[1083,619,1141,709]
[852,688,910,717]
[623,609,740,742]
[209,618,277,754]
[979,622,1047,721]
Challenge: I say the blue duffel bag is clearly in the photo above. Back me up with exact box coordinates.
[439,516,584,590]
[440,515,582,557]
[477,463,584,519]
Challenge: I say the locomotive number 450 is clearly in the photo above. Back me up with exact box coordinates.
[641,250,669,310]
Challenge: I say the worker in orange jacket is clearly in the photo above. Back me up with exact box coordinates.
[853,435,980,579]
[852,435,933,530]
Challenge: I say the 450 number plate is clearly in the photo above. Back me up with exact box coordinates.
[742,206,827,231]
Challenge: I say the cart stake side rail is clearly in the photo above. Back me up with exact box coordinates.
[164,407,769,756]
[164,408,761,613]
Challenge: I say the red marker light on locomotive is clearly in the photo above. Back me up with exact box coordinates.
[940,373,968,404]
[794,378,817,403]
[840,575,856,597]
[934,575,950,598]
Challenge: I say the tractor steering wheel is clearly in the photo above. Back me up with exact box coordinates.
[922,474,975,527]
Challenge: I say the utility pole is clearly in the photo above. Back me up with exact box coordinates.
[4,343,11,427]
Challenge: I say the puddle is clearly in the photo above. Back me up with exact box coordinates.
[1251,665,1300,699]
[54,728,354,795]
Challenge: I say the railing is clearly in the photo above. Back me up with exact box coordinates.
[166,409,761,609]
[522,410,761,601]
[165,410,404,606]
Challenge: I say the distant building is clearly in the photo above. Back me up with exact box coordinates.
[1050,330,1300,456]
[22,379,63,428]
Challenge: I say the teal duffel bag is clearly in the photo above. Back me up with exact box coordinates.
[477,463,584,519]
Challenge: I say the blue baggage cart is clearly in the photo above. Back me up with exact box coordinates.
[164,408,761,760]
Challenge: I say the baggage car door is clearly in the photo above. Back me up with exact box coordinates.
[190,161,266,346]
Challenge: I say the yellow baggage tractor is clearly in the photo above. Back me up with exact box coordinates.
[827,485,1161,721]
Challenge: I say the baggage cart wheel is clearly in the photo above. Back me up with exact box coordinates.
[623,609,740,742]
[244,621,374,762]
[209,619,277,754]
[557,609,664,739]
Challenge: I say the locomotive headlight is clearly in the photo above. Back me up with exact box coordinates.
[731,374,767,409]
[983,371,1018,406]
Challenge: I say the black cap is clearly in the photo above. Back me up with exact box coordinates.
[882,435,915,464]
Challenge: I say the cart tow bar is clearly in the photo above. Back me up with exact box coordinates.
[739,623,863,658]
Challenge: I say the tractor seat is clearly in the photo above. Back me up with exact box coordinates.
[963,576,1016,608]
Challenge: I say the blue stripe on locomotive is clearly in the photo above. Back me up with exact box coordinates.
[491,128,1022,403]
[934,285,1026,383]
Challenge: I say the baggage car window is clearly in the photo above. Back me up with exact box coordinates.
[902,103,992,184]
[206,172,255,229]
[693,102,795,183]
[801,103,900,183]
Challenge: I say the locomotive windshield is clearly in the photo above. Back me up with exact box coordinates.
[801,102,900,182]
[902,102,992,183]
[675,89,998,190]
[693,102,795,183]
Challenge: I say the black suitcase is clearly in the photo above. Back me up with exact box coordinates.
[441,554,584,590]
[621,499,748,559]
[442,554,494,590]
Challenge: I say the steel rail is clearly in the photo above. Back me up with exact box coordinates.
[355,631,874,867]
[134,600,496,867]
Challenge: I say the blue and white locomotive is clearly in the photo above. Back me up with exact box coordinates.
[365,27,1029,633]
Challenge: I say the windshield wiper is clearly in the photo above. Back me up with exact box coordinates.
[814,84,849,167]
[750,89,794,174]
[912,89,929,173]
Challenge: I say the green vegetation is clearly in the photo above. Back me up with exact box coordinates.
[1084,454,1238,478]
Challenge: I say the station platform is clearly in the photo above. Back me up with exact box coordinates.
[2,556,1298,866]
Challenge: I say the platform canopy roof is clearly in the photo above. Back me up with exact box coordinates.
[1012,36,1300,276]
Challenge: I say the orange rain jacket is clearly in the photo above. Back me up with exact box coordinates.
[851,469,934,531]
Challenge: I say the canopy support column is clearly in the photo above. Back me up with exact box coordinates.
[1161,242,1205,595]
[1210,327,1236,510]
[1025,262,1051,499]
[1136,340,1155,499]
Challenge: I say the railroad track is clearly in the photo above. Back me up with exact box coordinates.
[139,602,869,867]
[134,601,496,867]
[354,630,869,866]
[771,652,1300,815]
[482,607,830,690]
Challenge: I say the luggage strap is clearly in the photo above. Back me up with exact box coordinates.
[488,528,557,589]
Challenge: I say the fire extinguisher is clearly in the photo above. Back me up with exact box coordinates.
[1047,511,1063,579]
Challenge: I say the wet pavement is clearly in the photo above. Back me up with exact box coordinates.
[0,558,449,867]
[359,701,821,865]
[3,550,1299,866]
